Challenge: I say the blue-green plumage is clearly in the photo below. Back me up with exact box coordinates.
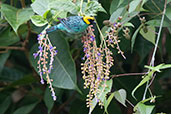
[46,16,89,34]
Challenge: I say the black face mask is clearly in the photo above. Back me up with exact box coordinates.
[88,19,95,24]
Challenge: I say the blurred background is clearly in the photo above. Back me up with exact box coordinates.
[0,0,171,114]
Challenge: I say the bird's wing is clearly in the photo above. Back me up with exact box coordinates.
[57,17,75,32]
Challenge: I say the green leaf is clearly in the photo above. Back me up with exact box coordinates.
[109,7,124,23]
[135,102,155,114]
[134,36,153,64]
[131,24,143,53]
[88,97,98,114]
[131,71,153,99]
[121,11,139,24]
[109,0,120,15]
[13,101,39,114]
[0,67,26,81]
[166,7,171,21]
[140,26,156,45]
[104,93,115,114]
[0,96,11,114]
[44,87,54,114]
[1,4,34,33]
[114,89,127,107]
[129,0,147,13]
[30,32,78,90]
[31,0,77,16]
[128,0,142,13]
[97,79,113,102]
[146,19,171,27]
[167,0,171,4]
[83,1,106,16]
[158,64,171,70]
[89,79,113,114]
[49,0,78,15]
[0,28,19,46]
[145,63,171,72]
[31,0,35,3]
[0,51,11,74]
[31,15,48,27]
[134,96,156,114]
[31,0,49,16]
[123,22,135,27]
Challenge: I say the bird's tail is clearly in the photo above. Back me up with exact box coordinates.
[46,25,59,33]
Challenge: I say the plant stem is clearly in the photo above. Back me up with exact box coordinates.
[111,72,147,78]
[95,19,107,47]
[143,0,167,100]
[80,0,83,15]
[151,0,162,13]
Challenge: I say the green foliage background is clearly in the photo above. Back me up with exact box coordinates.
[0,0,171,114]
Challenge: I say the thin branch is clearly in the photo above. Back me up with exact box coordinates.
[151,0,162,13]
[72,0,76,3]
[0,46,25,50]
[20,0,26,8]
[148,73,156,88]
[139,12,161,16]
[80,0,83,15]
[22,21,31,47]
[150,1,167,67]
[0,24,8,26]
[0,50,8,54]
[126,99,134,107]
[143,0,167,100]
[111,72,147,78]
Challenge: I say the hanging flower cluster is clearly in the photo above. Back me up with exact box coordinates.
[81,25,114,107]
[81,17,126,107]
[106,22,126,59]
[33,32,58,100]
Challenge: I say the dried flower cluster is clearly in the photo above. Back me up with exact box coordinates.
[33,32,57,100]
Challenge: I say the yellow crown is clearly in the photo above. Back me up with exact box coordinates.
[83,16,95,24]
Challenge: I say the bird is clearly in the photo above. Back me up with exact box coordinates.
[46,16,95,34]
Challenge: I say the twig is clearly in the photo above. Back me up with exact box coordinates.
[148,73,156,88]
[126,99,134,107]
[20,0,26,8]
[151,0,162,13]
[139,12,161,16]
[22,21,31,47]
[111,72,147,78]
[0,46,25,53]
[0,46,25,50]
[72,0,76,3]
[0,24,8,26]
[80,0,83,15]
[143,0,167,100]
[0,50,8,54]
[150,2,166,66]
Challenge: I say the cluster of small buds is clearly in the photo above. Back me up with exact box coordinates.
[81,25,114,108]
[105,18,126,59]
[123,27,130,39]
[33,32,57,101]
[140,16,146,24]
